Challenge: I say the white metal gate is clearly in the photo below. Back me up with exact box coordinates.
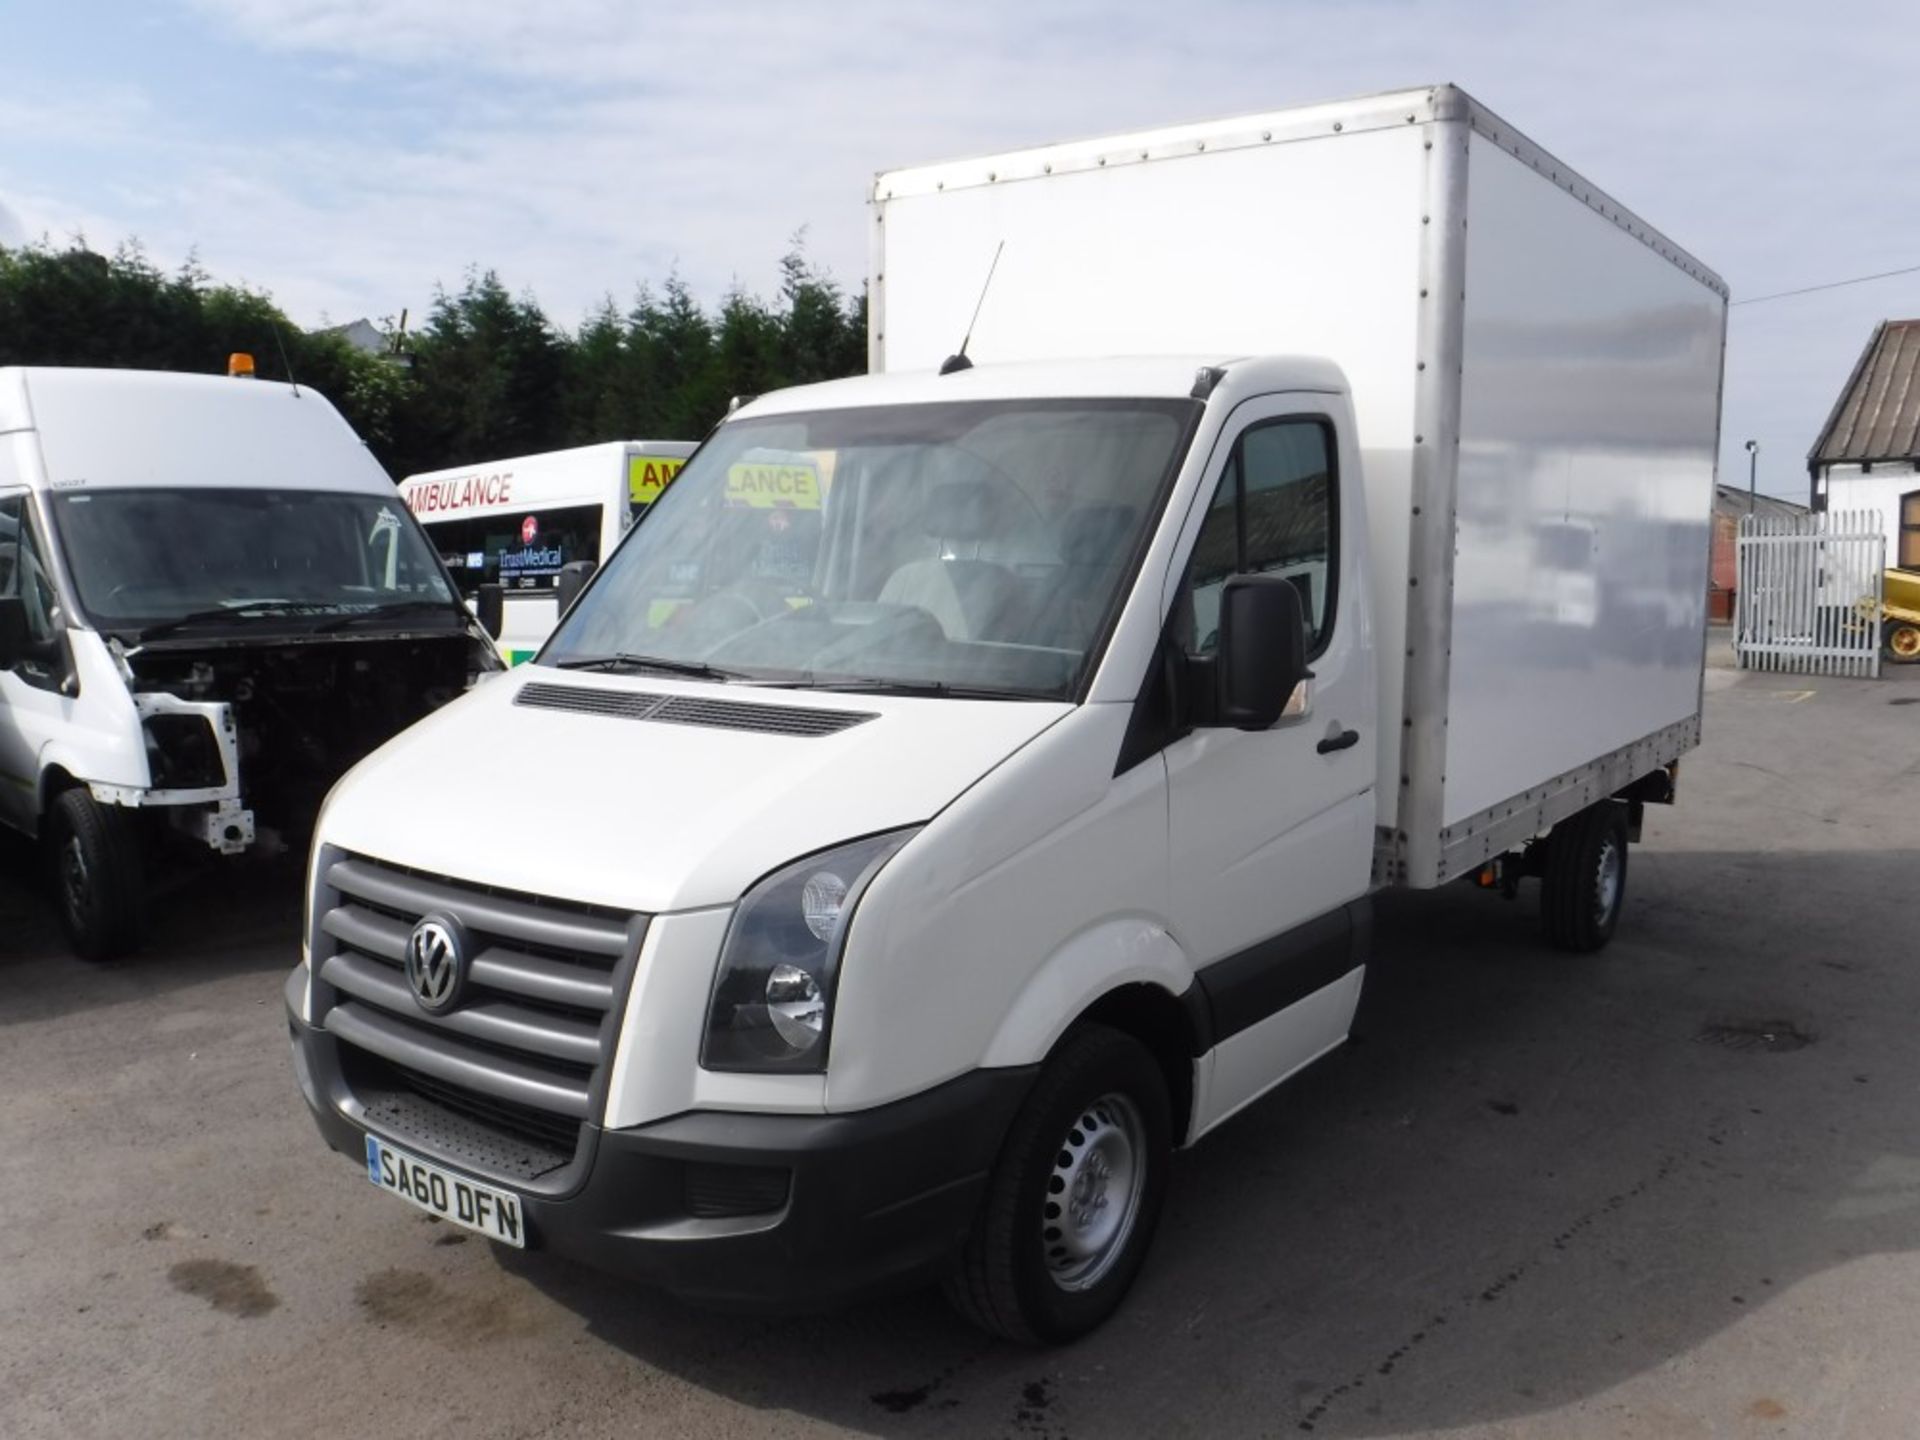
[1735,510,1884,677]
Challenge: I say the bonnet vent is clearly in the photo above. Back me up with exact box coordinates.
[514,682,874,738]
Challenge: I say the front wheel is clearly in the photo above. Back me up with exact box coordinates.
[1884,618,1920,665]
[45,788,146,961]
[1539,801,1629,953]
[944,1024,1172,1344]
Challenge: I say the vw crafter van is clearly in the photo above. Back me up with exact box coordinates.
[287,87,1725,1342]
[0,365,499,957]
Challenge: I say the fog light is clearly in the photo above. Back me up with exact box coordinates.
[765,963,825,1051]
[684,1163,791,1219]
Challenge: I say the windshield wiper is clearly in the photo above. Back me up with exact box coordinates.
[782,677,1045,701]
[549,653,754,682]
[132,601,327,644]
[313,599,465,633]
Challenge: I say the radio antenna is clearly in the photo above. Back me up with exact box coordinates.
[270,321,302,397]
[939,240,1004,375]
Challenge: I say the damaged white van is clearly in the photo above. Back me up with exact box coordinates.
[287,87,1724,1341]
[0,365,498,957]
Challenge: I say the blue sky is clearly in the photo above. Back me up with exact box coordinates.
[4,0,1918,498]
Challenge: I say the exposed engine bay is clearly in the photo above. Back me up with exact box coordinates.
[122,631,486,856]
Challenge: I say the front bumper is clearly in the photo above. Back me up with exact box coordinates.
[288,1004,1034,1311]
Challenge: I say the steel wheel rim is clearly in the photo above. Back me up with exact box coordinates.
[1042,1092,1147,1293]
[60,834,90,922]
[1892,625,1920,660]
[1593,833,1623,922]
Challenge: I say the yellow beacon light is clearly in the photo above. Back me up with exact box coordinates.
[228,352,256,379]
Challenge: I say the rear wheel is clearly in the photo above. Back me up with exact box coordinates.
[1884,619,1920,665]
[44,788,146,961]
[1539,801,1628,954]
[944,1024,1172,1344]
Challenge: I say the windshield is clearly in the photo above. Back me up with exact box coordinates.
[51,488,456,634]
[544,398,1197,699]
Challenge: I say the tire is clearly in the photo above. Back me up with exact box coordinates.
[944,1024,1172,1344]
[1539,801,1629,954]
[44,788,146,961]
[1884,619,1920,665]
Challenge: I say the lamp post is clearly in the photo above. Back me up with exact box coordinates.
[1744,439,1759,513]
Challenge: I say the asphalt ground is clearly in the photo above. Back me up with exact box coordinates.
[4,647,1919,1439]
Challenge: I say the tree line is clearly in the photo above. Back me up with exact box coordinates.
[0,239,867,479]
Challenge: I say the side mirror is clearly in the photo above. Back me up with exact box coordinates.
[556,560,597,617]
[0,596,26,670]
[475,582,504,640]
[1215,574,1310,730]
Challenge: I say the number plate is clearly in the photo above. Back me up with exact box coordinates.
[364,1135,525,1248]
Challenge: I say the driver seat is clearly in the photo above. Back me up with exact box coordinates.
[878,480,1019,640]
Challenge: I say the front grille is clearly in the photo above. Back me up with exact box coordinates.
[313,851,643,1185]
[515,682,874,737]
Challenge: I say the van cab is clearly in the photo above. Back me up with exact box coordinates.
[0,366,498,957]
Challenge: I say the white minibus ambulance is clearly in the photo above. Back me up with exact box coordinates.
[400,441,696,663]
[288,87,1725,1343]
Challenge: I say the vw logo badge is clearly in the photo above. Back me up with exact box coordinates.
[405,915,466,1015]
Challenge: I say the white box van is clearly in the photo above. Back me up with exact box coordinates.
[287,86,1725,1342]
[400,440,696,663]
[0,366,498,957]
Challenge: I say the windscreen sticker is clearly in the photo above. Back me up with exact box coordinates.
[725,462,822,510]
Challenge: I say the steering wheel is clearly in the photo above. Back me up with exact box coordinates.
[720,577,812,623]
[690,590,766,635]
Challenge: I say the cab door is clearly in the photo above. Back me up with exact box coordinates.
[0,491,71,833]
[1159,395,1377,1134]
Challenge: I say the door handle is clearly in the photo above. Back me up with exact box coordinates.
[1317,726,1360,755]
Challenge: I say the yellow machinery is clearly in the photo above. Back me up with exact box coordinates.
[1880,568,1920,663]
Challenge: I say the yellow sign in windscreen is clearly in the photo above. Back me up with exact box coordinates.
[628,455,686,507]
[725,461,823,510]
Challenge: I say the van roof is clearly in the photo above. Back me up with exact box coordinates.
[0,365,394,496]
[739,355,1347,417]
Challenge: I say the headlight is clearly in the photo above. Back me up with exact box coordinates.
[701,829,917,1074]
[142,714,225,789]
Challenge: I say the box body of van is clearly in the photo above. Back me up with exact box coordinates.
[0,366,498,957]
[401,441,697,663]
[870,84,1725,886]
[287,86,1724,1341]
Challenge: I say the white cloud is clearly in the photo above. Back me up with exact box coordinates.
[12,0,1920,491]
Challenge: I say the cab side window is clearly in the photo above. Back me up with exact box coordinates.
[0,493,63,689]
[1180,418,1337,658]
